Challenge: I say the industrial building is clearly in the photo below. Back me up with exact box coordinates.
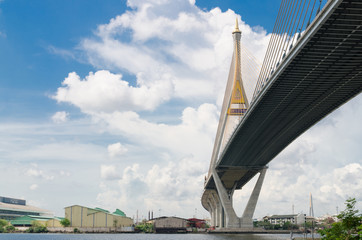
[152,216,187,233]
[187,218,207,228]
[65,205,133,228]
[0,196,52,221]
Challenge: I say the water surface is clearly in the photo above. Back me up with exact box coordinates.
[0,233,312,240]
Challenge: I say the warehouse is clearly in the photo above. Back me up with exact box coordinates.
[153,216,187,233]
[65,205,133,228]
[0,196,52,221]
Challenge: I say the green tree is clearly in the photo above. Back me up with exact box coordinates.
[319,197,362,240]
[60,218,71,227]
[282,221,295,230]
[0,219,7,227]
[135,222,154,233]
[0,219,8,233]
[257,220,273,230]
[26,221,48,233]
[5,225,15,232]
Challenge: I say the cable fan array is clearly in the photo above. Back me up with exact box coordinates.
[252,0,328,102]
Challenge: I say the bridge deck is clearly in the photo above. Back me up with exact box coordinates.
[205,0,362,190]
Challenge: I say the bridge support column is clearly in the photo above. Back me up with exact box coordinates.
[208,195,217,227]
[240,167,268,227]
[212,170,240,228]
[210,192,221,228]
[206,201,214,227]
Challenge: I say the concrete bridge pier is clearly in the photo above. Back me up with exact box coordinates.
[240,167,268,228]
[208,167,267,229]
[212,169,240,228]
[208,194,218,227]
[211,193,222,228]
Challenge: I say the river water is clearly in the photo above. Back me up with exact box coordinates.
[0,233,315,240]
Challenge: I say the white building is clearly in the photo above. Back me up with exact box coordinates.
[0,196,52,221]
[263,213,306,225]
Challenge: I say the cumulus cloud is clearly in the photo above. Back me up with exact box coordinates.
[108,142,128,158]
[53,0,269,113]
[95,103,218,161]
[51,111,69,123]
[319,163,362,201]
[100,165,121,180]
[53,70,174,113]
[97,157,206,217]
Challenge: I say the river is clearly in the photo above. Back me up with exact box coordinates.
[0,233,317,240]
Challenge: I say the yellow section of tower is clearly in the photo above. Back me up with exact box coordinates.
[227,18,248,116]
[230,80,245,105]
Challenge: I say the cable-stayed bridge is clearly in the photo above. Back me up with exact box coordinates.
[202,0,362,229]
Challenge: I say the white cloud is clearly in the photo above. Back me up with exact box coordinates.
[53,70,174,113]
[97,157,206,218]
[100,165,121,180]
[108,142,128,158]
[25,165,55,181]
[30,184,38,190]
[95,103,218,161]
[52,0,269,113]
[51,111,69,123]
[319,163,362,201]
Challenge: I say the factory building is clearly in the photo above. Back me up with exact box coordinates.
[65,205,133,228]
[0,196,52,221]
[152,216,187,233]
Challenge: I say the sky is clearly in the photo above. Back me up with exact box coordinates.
[0,0,361,220]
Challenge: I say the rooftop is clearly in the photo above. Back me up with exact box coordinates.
[0,201,52,214]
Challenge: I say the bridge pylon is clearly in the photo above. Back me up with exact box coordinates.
[201,19,267,229]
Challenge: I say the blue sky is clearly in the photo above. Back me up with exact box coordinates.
[0,0,361,220]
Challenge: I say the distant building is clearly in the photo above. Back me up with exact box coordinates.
[263,213,306,225]
[65,205,133,228]
[316,214,338,224]
[187,218,207,228]
[0,196,52,221]
[152,216,187,233]
[10,215,63,227]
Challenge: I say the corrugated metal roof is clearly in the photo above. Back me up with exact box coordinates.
[113,209,126,217]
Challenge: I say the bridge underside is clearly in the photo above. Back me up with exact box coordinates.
[203,0,362,229]
[206,0,362,190]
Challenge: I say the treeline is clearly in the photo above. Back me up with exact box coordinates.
[0,220,15,233]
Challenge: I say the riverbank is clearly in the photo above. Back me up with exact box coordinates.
[209,228,304,234]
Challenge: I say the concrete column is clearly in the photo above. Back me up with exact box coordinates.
[241,167,267,227]
[207,198,216,226]
[212,170,239,228]
[210,192,221,228]
[208,203,215,226]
